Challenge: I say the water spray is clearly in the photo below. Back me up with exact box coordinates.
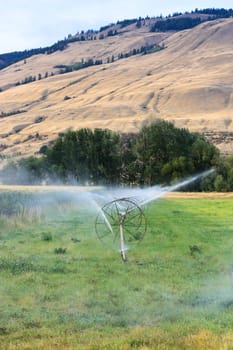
[95,169,215,261]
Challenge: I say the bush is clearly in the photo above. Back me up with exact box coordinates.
[0,123,220,188]
[54,247,67,254]
[41,232,53,241]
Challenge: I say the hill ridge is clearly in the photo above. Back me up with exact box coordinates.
[1,7,233,70]
[1,15,233,159]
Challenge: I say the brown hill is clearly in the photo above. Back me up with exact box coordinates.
[1,17,233,160]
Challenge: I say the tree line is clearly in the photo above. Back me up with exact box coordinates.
[1,8,232,71]
[0,41,69,70]
[2,120,231,191]
[0,42,164,92]
[151,17,202,32]
[193,8,233,17]
[56,44,164,74]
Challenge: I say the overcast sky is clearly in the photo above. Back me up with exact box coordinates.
[0,0,232,54]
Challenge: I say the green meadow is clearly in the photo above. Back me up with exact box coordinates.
[0,189,233,349]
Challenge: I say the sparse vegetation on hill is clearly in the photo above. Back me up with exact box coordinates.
[56,44,163,74]
[151,8,233,32]
[1,8,233,71]
[1,9,233,158]
[0,110,27,118]
[0,41,69,70]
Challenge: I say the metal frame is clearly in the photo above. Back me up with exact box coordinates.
[95,197,147,261]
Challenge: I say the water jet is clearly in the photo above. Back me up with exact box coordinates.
[94,169,215,261]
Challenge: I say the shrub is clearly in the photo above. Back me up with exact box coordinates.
[41,232,53,241]
[54,247,67,254]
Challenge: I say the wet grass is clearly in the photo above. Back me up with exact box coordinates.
[0,191,233,349]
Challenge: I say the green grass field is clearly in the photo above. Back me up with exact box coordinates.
[0,190,233,349]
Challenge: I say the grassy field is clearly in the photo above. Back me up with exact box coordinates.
[0,189,233,349]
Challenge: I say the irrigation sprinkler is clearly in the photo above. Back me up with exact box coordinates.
[94,170,215,261]
[95,198,147,262]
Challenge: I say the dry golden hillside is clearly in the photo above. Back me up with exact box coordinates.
[1,17,233,159]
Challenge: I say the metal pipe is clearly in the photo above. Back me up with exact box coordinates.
[119,218,127,262]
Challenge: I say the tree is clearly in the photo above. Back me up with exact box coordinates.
[151,17,202,32]
[89,128,120,184]
[0,124,220,187]
[133,120,219,185]
[191,136,219,171]
[45,128,121,184]
[119,133,138,185]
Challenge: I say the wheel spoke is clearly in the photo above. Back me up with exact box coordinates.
[95,198,147,254]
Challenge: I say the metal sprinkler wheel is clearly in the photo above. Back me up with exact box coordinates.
[95,198,147,262]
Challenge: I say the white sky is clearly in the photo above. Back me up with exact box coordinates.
[0,0,233,54]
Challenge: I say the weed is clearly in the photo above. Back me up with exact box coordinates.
[189,245,202,256]
[0,256,41,274]
[0,327,8,335]
[54,247,67,254]
[71,237,81,243]
[41,231,53,241]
